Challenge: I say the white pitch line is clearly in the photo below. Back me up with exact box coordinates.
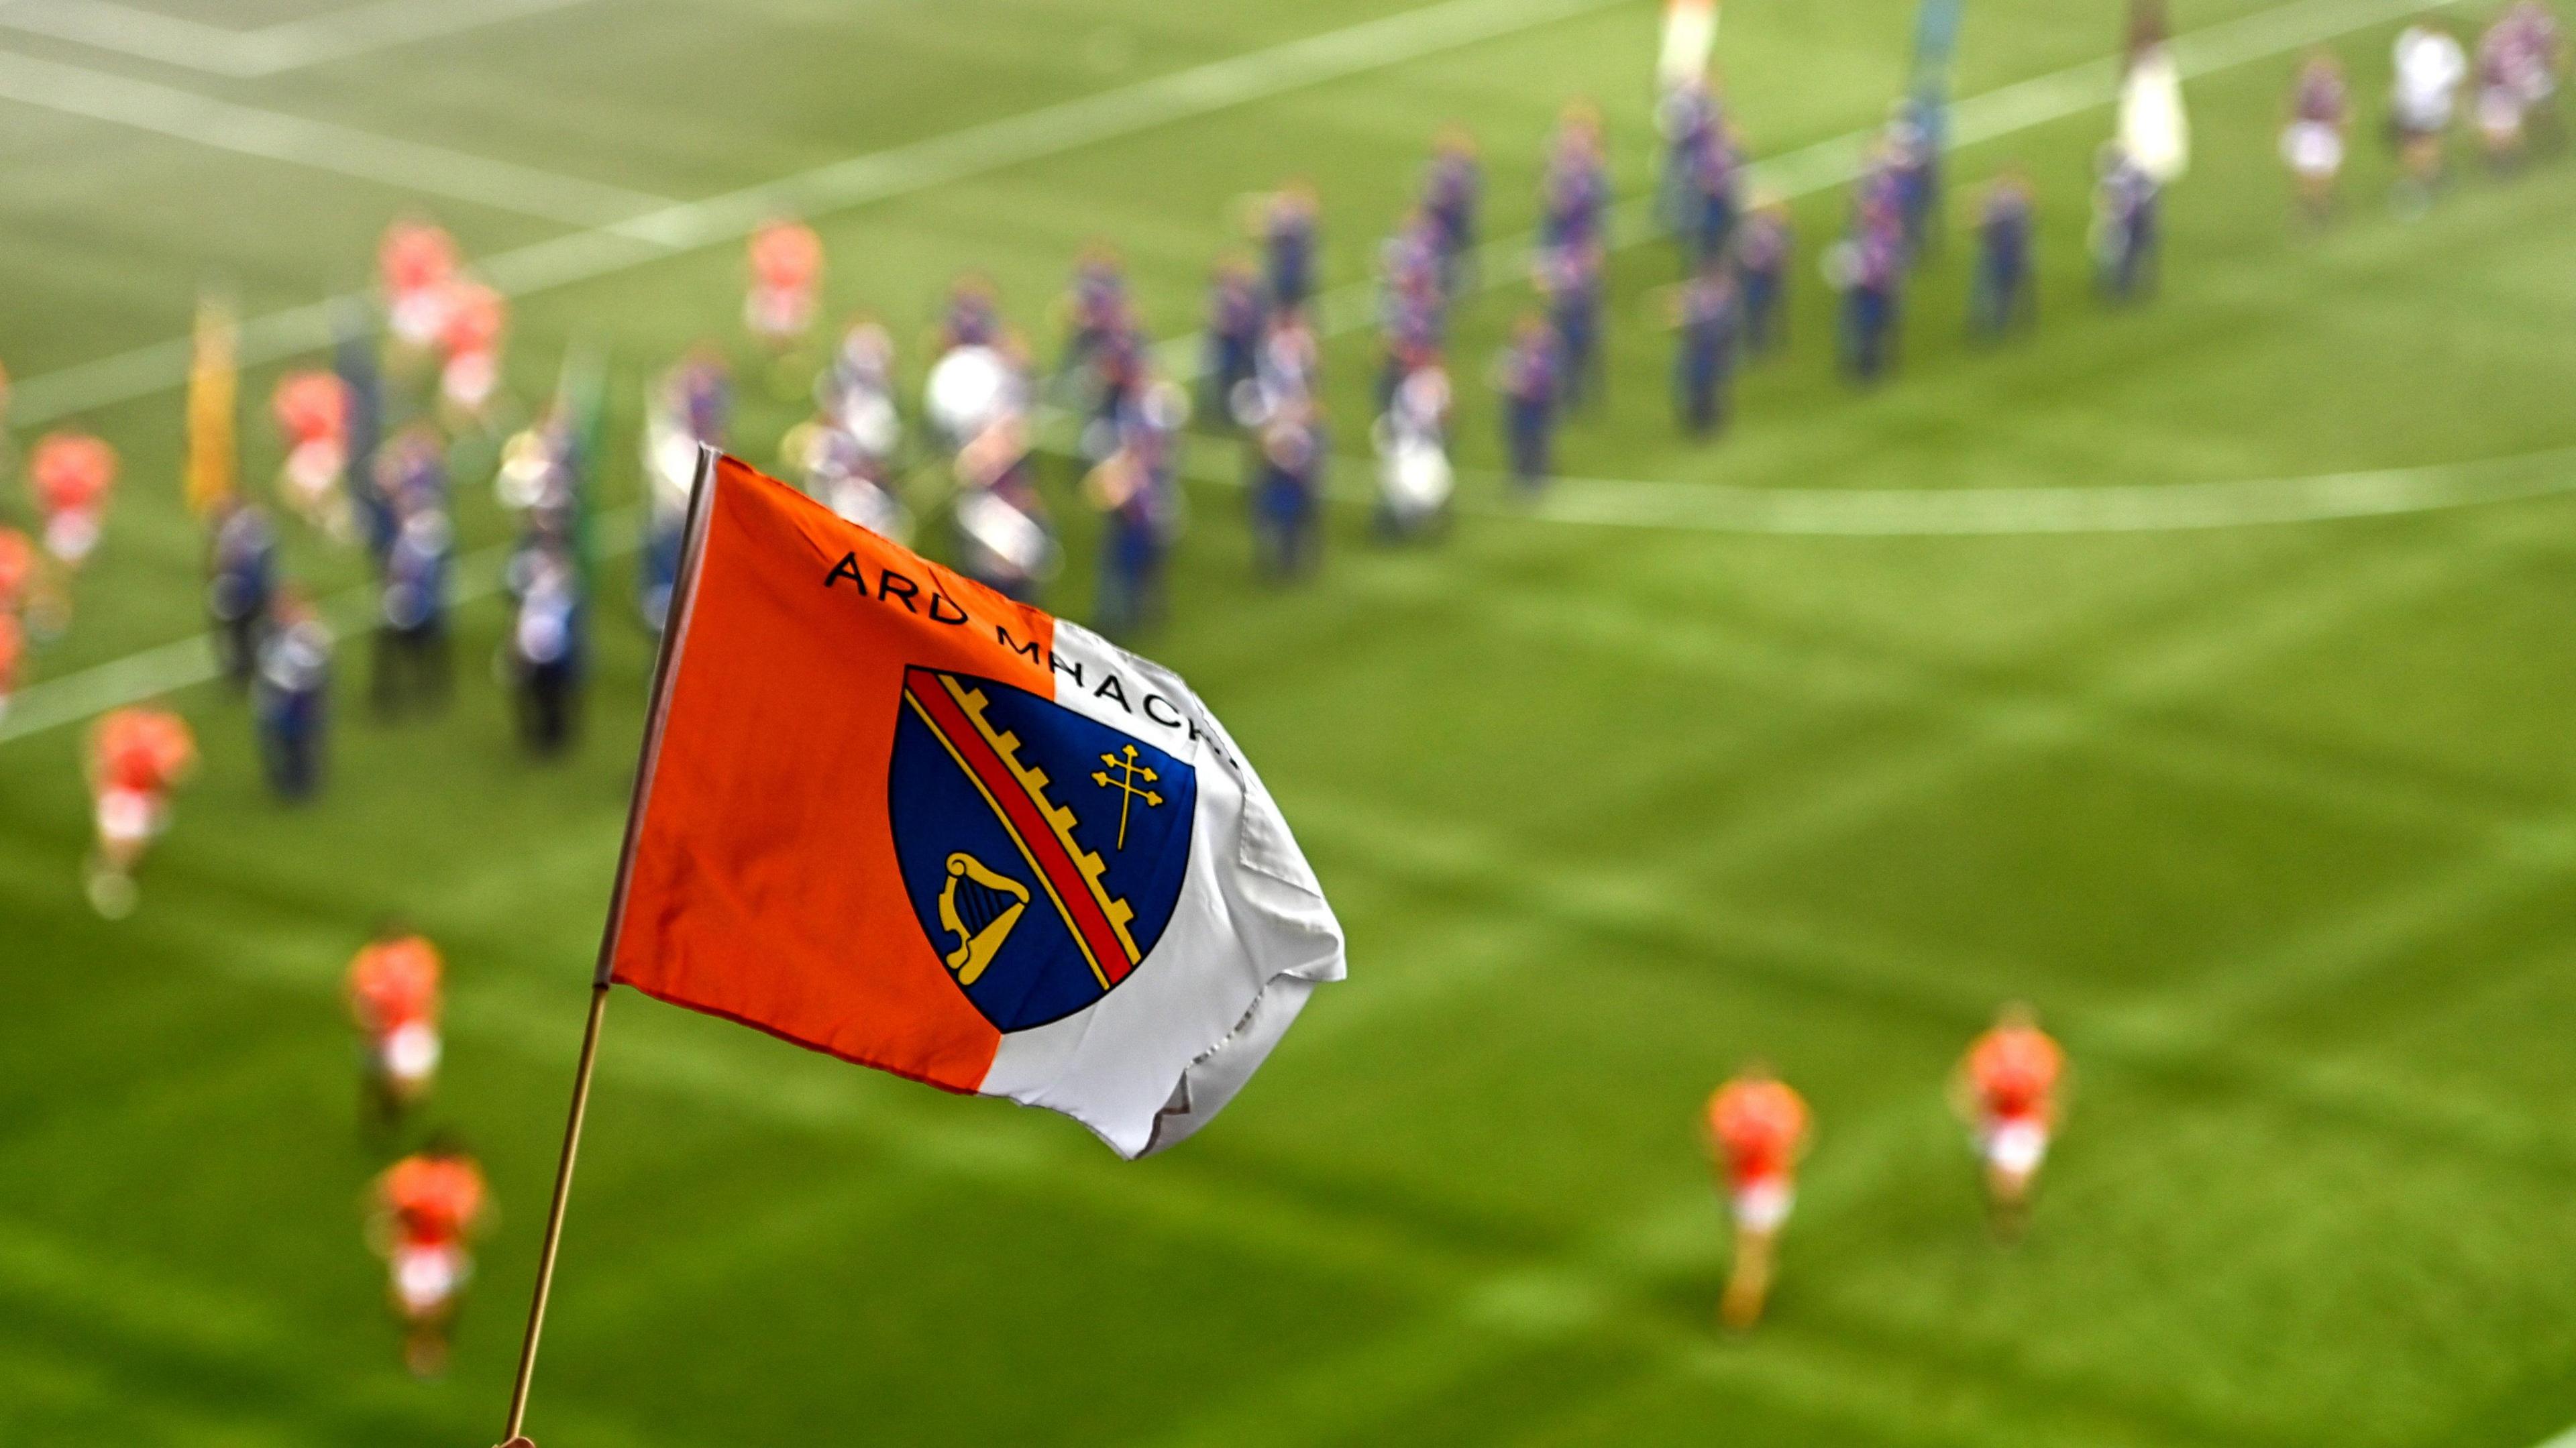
[1521,447,2576,536]
[5,0,1633,427]
[0,0,594,78]
[0,48,679,229]
[1164,442,2576,533]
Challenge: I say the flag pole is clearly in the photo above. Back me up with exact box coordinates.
[502,980,609,1440]
[497,444,724,1447]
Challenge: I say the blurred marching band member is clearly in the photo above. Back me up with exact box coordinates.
[1538,103,1610,409]
[270,370,354,539]
[1707,1062,1809,1331]
[1372,351,1452,540]
[1658,0,1718,98]
[790,317,902,538]
[378,218,460,360]
[1669,258,1741,438]
[1421,128,1483,301]
[953,406,1057,603]
[1375,207,1446,411]
[494,405,574,518]
[1537,236,1605,417]
[30,431,117,569]
[745,217,826,357]
[333,302,390,557]
[1084,378,1187,634]
[2390,19,2467,211]
[371,1135,488,1378]
[1250,398,1325,581]
[936,321,1052,603]
[505,529,585,757]
[1883,99,1939,263]
[639,347,730,630]
[371,428,453,717]
[1058,245,1131,395]
[1971,167,2038,338]
[1495,312,1563,492]
[205,495,277,691]
[1077,315,1147,464]
[2506,0,2567,154]
[2474,4,2564,169]
[2091,142,2160,302]
[85,704,195,917]
[1835,159,1907,382]
[2477,14,2526,168]
[1658,67,1718,242]
[1734,192,1792,356]
[1246,305,1320,429]
[2116,0,2191,188]
[1202,256,1266,427]
[1261,181,1321,317]
[816,314,903,469]
[1686,84,1750,270]
[372,424,450,528]
[1238,285,1326,578]
[2280,52,2351,225]
[789,416,912,541]
[437,280,508,427]
[1950,1004,2067,1238]
[347,926,444,1133]
[255,583,332,801]
[938,272,1004,353]
[924,278,1021,447]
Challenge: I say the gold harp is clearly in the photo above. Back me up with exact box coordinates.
[938,852,1029,986]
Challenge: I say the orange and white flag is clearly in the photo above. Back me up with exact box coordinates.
[600,453,1344,1156]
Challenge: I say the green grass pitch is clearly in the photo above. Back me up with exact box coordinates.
[5,0,2576,1443]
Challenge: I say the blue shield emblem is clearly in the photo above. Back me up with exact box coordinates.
[888,667,1197,1033]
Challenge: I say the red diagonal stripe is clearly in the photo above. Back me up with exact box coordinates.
[906,671,1134,984]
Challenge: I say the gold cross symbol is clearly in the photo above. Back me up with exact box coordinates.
[1090,744,1164,850]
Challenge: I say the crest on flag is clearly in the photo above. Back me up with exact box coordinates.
[888,665,1197,1033]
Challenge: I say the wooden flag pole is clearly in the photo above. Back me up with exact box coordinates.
[502,981,610,1441]
[496,446,723,1447]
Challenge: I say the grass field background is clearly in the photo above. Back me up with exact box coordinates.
[5,0,2576,1443]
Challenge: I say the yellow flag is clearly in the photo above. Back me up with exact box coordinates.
[184,292,238,518]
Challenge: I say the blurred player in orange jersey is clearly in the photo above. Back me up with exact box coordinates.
[1705,1062,1809,1329]
[0,522,61,649]
[380,217,461,354]
[30,431,117,569]
[0,357,15,483]
[437,280,508,425]
[0,523,36,620]
[270,370,352,537]
[746,217,825,356]
[347,926,443,1133]
[1950,1003,2067,1237]
[83,704,195,916]
[370,1134,490,1378]
[0,609,21,721]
